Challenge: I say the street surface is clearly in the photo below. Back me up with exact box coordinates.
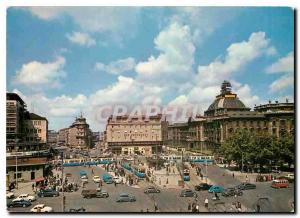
[7,149,295,213]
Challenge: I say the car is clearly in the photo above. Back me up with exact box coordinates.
[13,193,36,202]
[6,192,15,199]
[81,175,88,183]
[208,185,225,193]
[236,183,256,190]
[286,174,294,180]
[97,190,109,198]
[113,176,122,184]
[69,207,86,212]
[30,204,53,212]
[38,189,59,197]
[116,193,136,202]
[144,186,161,194]
[222,188,243,197]
[93,176,101,183]
[180,189,197,197]
[195,183,212,191]
[7,199,32,208]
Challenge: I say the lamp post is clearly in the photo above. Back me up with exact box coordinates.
[15,155,18,189]
[60,152,65,212]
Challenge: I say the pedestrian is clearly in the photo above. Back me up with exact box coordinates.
[32,183,35,191]
[204,198,208,208]
[92,169,94,175]
[256,204,261,212]
[114,181,117,187]
[196,204,199,212]
[188,202,192,211]
[232,173,235,178]
[146,208,149,212]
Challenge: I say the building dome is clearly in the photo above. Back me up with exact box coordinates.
[205,81,250,116]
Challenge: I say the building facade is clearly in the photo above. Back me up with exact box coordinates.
[6,93,51,184]
[48,130,58,145]
[24,113,48,144]
[57,128,69,145]
[106,114,168,156]
[168,81,294,152]
[66,115,93,149]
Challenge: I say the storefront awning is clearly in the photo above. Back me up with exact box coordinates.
[33,177,45,182]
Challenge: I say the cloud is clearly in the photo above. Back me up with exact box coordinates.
[266,51,294,74]
[196,32,275,87]
[94,57,136,75]
[269,75,294,93]
[14,56,66,88]
[168,7,243,45]
[11,89,88,130]
[266,51,294,93]
[23,7,141,41]
[66,31,96,47]
[167,31,274,112]
[135,22,195,87]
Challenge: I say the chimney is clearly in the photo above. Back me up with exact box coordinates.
[268,100,271,104]
[275,100,278,104]
[286,98,289,103]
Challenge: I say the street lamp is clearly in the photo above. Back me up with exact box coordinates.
[60,152,65,212]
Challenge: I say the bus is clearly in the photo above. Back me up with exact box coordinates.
[271,179,289,189]
[132,166,146,178]
[189,156,214,164]
[183,169,190,181]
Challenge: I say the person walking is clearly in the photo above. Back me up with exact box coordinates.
[188,201,192,211]
[32,183,35,191]
[204,198,209,208]
[232,173,235,178]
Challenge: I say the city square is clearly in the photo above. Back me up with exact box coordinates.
[5,6,295,214]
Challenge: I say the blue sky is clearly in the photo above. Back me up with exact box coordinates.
[7,7,294,131]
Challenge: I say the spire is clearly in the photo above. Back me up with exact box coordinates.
[220,80,232,95]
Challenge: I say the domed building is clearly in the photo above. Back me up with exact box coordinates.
[167,81,294,152]
[204,81,250,117]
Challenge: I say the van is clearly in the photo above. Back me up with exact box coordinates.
[271,179,289,188]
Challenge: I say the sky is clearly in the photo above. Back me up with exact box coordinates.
[6,7,294,131]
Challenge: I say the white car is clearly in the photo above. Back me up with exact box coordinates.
[6,192,14,199]
[113,176,122,184]
[93,176,101,183]
[30,204,53,212]
[13,194,36,202]
[286,174,294,179]
[81,176,88,182]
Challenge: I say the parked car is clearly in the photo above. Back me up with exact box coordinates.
[30,204,53,212]
[222,188,243,197]
[113,176,122,184]
[208,185,225,193]
[285,174,294,183]
[13,193,36,202]
[7,199,31,208]
[97,190,109,198]
[38,189,59,197]
[116,193,136,202]
[236,183,256,190]
[195,183,212,191]
[69,207,86,212]
[144,186,161,194]
[180,189,197,197]
[6,192,15,199]
[93,176,101,183]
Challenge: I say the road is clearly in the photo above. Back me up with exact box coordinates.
[7,151,294,213]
